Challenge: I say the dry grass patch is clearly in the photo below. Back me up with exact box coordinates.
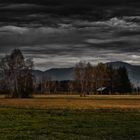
[0,95,140,110]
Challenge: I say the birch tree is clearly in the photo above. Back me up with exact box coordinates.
[0,49,33,98]
[74,61,86,96]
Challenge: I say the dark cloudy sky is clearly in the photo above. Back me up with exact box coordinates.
[0,1,140,70]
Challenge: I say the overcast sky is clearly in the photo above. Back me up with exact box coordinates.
[0,3,140,70]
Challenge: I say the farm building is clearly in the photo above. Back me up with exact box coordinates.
[97,87,109,95]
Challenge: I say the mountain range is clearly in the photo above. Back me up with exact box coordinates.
[33,61,140,87]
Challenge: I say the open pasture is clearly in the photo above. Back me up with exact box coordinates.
[0,95,140,110]
[0,95,140,140]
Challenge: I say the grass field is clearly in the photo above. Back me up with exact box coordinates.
[0,95,140,140]
[0,95,140,110]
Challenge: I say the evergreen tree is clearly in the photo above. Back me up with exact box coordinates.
[116,67,132,93]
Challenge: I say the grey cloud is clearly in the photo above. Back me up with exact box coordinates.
[0,19,140,70]
[0,4,45,10]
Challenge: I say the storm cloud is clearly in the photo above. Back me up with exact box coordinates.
[0,1,140,70]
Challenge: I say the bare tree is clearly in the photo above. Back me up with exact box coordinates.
[84,62,94,95]
[93,63,109,94]
[68,81,74,94]
[44,76,52,94]
[0,49,34,98]
[74,61,87,96]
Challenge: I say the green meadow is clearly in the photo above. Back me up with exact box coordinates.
[0,107,140,140]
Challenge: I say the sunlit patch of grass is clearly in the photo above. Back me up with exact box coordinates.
[0,95,140,110]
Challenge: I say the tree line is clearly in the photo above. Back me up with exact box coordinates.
[74,61,132,96]
[37,61,132,96]
[0,49,134,98]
